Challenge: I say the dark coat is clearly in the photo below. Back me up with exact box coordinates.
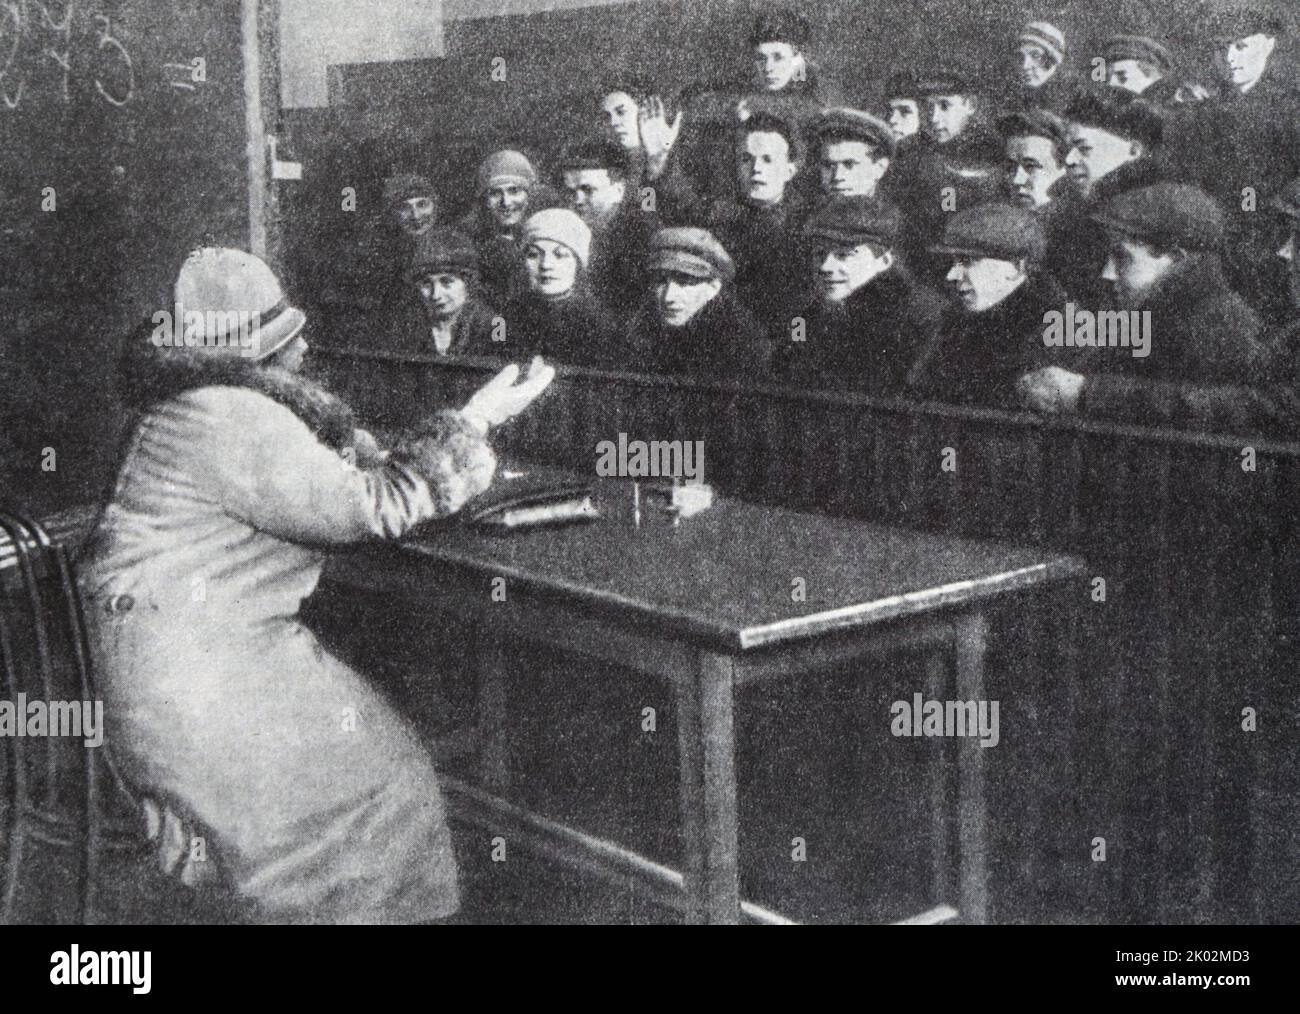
[772,265,945,395]
[620,288,771,380]
[588,199,660,314]
[906,270,1069,408]
[501,285,621,367]
[703,194,810,328]
[1078,255,1274,431]
[1043,156,1168,306]
[384,293,503,359]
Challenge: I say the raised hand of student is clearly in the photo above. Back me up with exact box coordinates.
[638,95,683,181]
[461,356,557,433]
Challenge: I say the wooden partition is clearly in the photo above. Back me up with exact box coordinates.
[314,347,1299,924]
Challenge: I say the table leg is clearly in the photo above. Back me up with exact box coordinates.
[476,623,510,793]
[955,611,990,924]
[924,650,953,906]
[676,651,740,924]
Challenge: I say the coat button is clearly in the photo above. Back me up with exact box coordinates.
[106,594,135,614]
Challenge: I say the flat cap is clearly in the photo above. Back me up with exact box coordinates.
[883,68,922,100]
[750,7,811,47]
[916,67,981,97]
[1269,178,1300,222]
[408,228,480,282]
[812,108,898,159]
[1091,183,1225,252]
[1103,35,1175,75]
[803,195,903,248]
[558,139,631,176]
[1200,0,1286,42]
[997,108,1071,156]
[931,203,1046,263]
[646,227,735,283]
[1065,87,1164,148]
[383,173,437,208]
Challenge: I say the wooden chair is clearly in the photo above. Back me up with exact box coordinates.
[0,509,143,924]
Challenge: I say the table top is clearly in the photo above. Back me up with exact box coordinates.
[379,466,1084,653]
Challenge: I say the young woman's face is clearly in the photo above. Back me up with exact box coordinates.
[416,272,469,320]
[525,240,579,297]
[485,184,529,228]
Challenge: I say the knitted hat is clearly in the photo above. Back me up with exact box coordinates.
[172,248,306,361]
[1065,88,1164,149]
[931,204,1046,263]
[476,150,538,195]
[1018,21,1067,66]
[408,228,481,282]
[750,8,811,47]
[521,209,592,267]
[812,108,898,159]
[1103,35,1175,75]
[646,227,735,283]
[383,173,437,209]
[803,196,903,248]
[1091,183,1226,252]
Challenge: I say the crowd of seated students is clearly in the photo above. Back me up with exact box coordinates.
[337,2,1300,435]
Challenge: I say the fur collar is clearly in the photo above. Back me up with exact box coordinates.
[116,319,356,451]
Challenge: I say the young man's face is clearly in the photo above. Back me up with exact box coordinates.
[1018,43,1056,88]
[753,41,802,91]
[1003,135,1066,209]
[564,168,626,228]
[1101,235,1177,306]
[925,94,976,144]
[524,240,579,298]
[485,183,530,229]
[737,130,798,205]
[396,196,437,237]
[653,271,722,327]
[1108,59,1161,94]
[1064,125,1140,197]
[945,254,1027,312]
[886,99,920,140]
[819,139,889,197]
[1218,34,1276,90]
[815,242,892,303]
[602,91,641,149]
[416,272,469,321]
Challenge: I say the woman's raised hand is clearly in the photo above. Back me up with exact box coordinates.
[461,356,556,433]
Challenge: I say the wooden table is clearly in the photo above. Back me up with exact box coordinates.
[327,473,1084,924]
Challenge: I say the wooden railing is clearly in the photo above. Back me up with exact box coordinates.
[313,346,1300,924]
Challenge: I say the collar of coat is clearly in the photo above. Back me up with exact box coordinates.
[116,321,357,452]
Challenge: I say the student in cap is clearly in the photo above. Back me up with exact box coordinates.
[559,139,658,313]
[907,203,1073,408]
[455,149,562,307]
[773,196,942,395]
[81,246,555,923]
[387,227,502,358]
[1020,183,1274,430]
[622,226,767,378]
[743,5,842,113]
[502,208,620,365]
[810,108,897,202]
[1103,35,1176,99]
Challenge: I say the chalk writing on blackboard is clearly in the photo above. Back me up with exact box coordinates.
[0,1,134,110]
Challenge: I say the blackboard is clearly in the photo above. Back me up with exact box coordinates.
[0,0,256,513]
